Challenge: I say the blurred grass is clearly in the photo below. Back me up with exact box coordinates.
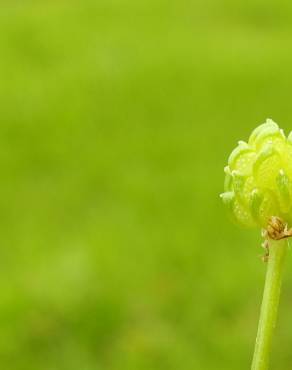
[1,0,292,369]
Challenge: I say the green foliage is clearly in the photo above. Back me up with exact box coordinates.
[2,1,292,370]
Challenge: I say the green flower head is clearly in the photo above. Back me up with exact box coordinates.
[221,119,292,228]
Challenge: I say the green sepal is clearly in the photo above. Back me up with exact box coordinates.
[232,170,246,200]
[250,189,279,227]
[251,124,284,149]
[276,169,291,211]
[224,166,232,192]
[250,188,264,224]
[220,191,235,212]
[228,141,251,170]
[248,119,278,145]
[221,191,255,227]
[253,143,279,178]
[287,131,292,144]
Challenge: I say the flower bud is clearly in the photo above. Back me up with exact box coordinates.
[221,119,292,228]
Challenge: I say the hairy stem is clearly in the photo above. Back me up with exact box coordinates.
[251,238,288,370]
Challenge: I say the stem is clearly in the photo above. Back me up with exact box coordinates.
[251,238,288,370]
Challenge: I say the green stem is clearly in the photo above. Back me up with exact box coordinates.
[251,238,288,370]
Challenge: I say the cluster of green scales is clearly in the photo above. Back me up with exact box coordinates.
[221,119,292,229]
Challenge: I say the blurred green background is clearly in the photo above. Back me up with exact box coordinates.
[1,1,292,369]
